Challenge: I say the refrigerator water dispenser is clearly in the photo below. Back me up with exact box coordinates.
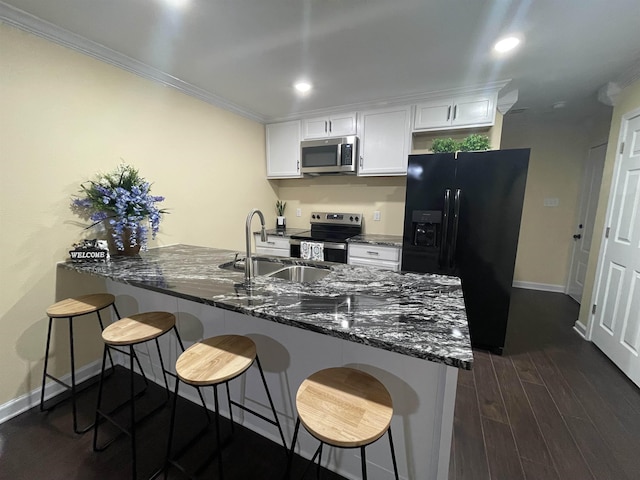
[412,210,442,247]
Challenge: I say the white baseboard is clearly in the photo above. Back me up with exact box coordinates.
[512,281,566,293]
[573,320,587,338]
[0,359,104,425]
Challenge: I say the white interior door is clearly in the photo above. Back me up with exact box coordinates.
[591,110,640,387]
[567,143,607,303]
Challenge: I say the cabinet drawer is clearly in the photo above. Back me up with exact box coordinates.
[254,234,290,250]
[348,244,400,262]
[255,246,290,258]
[348,256,400,271]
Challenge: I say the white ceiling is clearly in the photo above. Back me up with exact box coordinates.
[2,0,639,123]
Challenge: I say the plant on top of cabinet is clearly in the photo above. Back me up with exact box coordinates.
[71,163,166,254]
[458,134,490,152]
[431,138,458,153]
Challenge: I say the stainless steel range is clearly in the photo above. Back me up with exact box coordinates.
[289,211,363,263]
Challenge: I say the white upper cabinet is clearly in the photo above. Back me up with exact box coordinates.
[357,105,411,176]
[413,92,497,131]
[302,112,357,139]
[266,120,302,179]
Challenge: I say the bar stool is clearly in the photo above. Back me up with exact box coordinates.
[40,293,119,434]
[93,311,206,480]
[163,334,287,479]
[288,367,400,480]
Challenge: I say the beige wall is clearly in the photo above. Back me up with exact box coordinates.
[578,79,640,329]
[500,114,612,287]
[0,24,276,406]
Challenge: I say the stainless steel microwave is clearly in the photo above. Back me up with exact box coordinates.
[300,136,358,175]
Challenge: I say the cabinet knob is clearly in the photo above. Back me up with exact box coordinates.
[573,234,582,240]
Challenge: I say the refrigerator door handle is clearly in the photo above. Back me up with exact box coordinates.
[449,188,461,268]
[440,189,451,266]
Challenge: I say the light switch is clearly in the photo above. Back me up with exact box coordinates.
[373,211,381,221]
[544,198,560,207]
[296,208,302,217]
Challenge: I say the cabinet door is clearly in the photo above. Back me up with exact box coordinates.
[413,98,454,130]
[358,105,411,176]
[451,93,496,128]
[302,117,329,139]
[328,112,357,137]
[266,121,301,179]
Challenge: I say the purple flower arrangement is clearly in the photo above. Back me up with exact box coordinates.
[71,164,166,251]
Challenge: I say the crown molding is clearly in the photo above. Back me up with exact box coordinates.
[266,79,511,123]
[1,1,511,126]
[0,2,266,123]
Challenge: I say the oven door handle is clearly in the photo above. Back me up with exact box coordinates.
[289,239,347,250]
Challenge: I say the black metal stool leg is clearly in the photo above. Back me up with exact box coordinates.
[162,379,181,480]
[316,442,324,479]
[40,317,54,411]
[361,446,367,480]
[93,346,109,452]
[255,355,288,451]
[96,309,115,370]
[155,338,170,399]
[129,345,137,480]
[388,428,400,480]
[68,317,80,434]
[213,385,224,480]
[226,382,234,434]
[286,417,301,478]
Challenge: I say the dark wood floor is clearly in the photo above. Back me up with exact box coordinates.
[1,289,639,479]
[450,288,640,480]
[0,367,345,480]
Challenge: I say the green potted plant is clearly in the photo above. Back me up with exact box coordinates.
[458,134,491,152]
[276,200,286,230]
[431,137,459,153]
[70,163,166,255]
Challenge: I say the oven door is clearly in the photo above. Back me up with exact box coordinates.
[290,240,348,263]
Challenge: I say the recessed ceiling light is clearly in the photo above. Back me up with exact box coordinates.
[294,82,312,93]
[493,36,521,53]
[163,0,190,8]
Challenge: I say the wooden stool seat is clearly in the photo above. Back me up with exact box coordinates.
[176,335,257,386]
[296,367,393,448]
[101,311,175,346]
[46,293,115,318]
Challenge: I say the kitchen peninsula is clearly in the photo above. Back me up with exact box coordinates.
[59,244,472,480]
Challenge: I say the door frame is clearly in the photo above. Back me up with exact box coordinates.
[586,106,640,341]
[565,142,607,303]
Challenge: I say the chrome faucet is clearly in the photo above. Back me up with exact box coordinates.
[245,208,267,283]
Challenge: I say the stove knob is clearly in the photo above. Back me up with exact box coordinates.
[355,216,359,222]
[312,214,316,219]
[350,216,354,222]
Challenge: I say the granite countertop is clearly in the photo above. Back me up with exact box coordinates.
[256,228,309,237]
[347,234,403,247]
[59,244,472,369]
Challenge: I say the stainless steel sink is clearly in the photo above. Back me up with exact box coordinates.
[219,258,285,276]
[266,265,330,283]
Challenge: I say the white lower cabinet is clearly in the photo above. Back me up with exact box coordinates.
[253,234,290,257]
[357,105,412,176]
[348,243,402,271]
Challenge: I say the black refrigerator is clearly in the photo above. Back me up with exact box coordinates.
[401,149,530,354]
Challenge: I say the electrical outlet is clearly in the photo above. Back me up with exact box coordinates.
[373,211,381,221]
[296,208,302,217]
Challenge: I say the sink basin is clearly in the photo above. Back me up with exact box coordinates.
[267,265,330,283]
[219,258,285,275]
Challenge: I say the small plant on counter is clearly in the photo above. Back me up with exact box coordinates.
[458,134,491,152]
[70,163,166,252]
[276,200,286,216]
[431,137,459,153]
